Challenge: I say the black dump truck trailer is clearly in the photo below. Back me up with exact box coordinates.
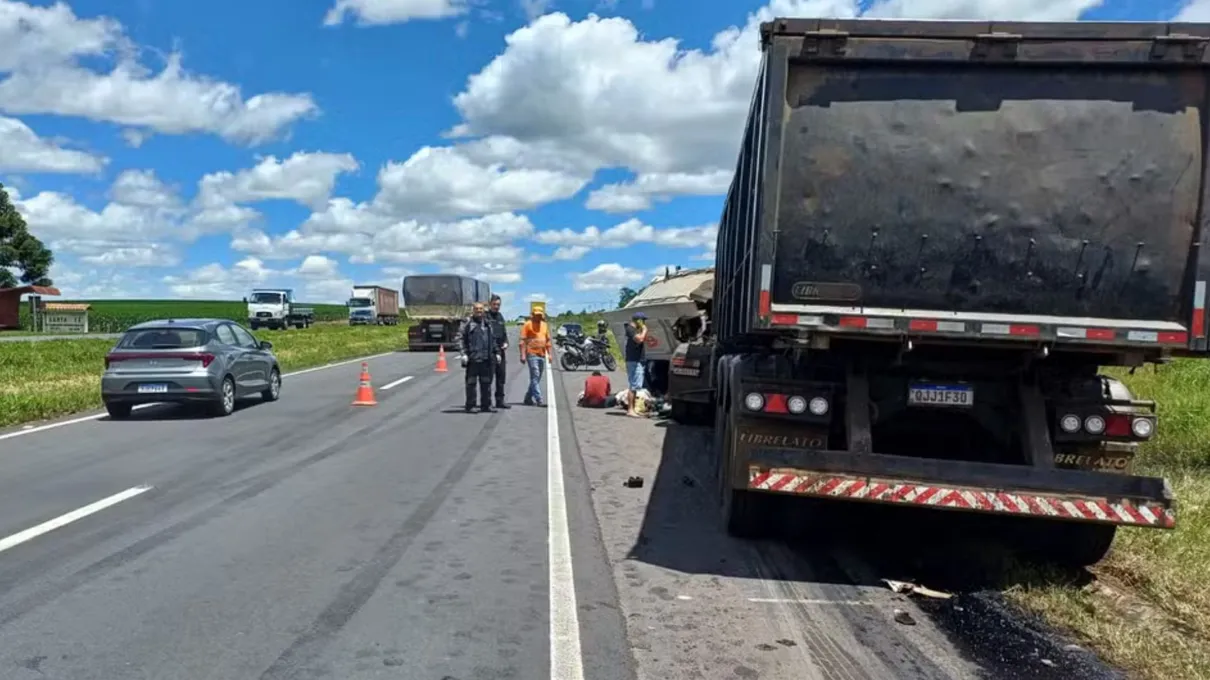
[712,18,1210,566]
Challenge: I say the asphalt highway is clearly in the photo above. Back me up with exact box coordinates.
[0,339,1111,679]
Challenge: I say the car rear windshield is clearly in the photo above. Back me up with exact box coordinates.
[118,327,208,349]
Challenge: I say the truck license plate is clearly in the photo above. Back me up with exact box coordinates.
[137,384,169,394]
[908,383,973,408]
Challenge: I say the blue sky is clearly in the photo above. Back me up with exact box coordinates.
[0,0,1203,318]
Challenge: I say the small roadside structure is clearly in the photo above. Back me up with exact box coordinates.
[0,285,60,331]
[41,302,91,333]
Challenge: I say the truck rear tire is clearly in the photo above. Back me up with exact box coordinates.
[670,400,711,425]
[1037,523,1118,568]
[723,490,772,539]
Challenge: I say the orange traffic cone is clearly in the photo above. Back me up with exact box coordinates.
[352,362,377,406]
[435,345,449,373]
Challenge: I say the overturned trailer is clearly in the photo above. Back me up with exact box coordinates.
[602,267,715,419]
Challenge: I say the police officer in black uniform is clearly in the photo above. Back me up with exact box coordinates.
[456,302,497,413]
[484,294,510,409]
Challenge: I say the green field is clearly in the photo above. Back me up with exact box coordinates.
[0,324,408,428]
[14,299,352,334]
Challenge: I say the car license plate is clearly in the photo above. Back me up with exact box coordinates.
[908,383,973,407]
[137,384,169,394]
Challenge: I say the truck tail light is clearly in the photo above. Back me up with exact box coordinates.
[744,392,829,417]
[1057,412,1154,441]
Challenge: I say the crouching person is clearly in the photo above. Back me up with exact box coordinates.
[577,370,614,408]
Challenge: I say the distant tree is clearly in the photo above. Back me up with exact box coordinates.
[0,184,54,289]
[618,287,638,308]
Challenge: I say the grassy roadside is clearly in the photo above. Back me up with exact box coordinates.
[1008,359,1210,679]
[0,324,407,428]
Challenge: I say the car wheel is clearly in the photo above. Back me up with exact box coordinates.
[105,401,132,420]
[210,376,237,417]
[262,368,282,402]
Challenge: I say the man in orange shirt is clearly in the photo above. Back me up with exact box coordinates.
[520,307,553,406]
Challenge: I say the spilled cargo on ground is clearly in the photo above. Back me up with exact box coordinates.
[708,18,1210,566]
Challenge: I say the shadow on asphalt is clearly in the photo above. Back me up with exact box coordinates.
[626,418,1124,680]
[103,400,262,422]
[628,419,1095,590]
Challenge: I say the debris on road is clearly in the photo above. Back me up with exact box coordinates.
[624,476,644,488]
[884,579,953,600]
[893,609,917,626]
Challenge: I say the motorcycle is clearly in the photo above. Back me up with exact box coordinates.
[559,335,617,372]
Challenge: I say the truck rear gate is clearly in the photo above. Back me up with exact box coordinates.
[716,19,1210,356]
[709,19,1210,563]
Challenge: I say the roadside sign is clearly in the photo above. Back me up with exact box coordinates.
[41,303,90,333]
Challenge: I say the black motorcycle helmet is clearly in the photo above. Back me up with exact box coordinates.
[597,320,607,333]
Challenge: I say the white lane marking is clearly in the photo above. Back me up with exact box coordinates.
[0,485,153,554]
[0,351,399,442]
[547,364,585,680]
[748,598,874,606]
[380,375,414,390]
[279,351,397,378]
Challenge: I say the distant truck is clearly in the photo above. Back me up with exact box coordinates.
[403,274,491,350]
[706,18,1208,566]
[247,289,314,331]
[348,285,400,326]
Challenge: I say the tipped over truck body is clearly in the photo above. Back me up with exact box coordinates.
[709,18,1210,565]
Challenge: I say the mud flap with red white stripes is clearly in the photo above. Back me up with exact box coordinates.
[747,467,1176,528]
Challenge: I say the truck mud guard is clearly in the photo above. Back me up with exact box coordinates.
[744,448,1174,528]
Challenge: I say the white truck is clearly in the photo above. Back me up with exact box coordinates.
[247,288,315,331]
[348,285,401,326]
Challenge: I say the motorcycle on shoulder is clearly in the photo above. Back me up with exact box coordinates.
[558,334,617,372]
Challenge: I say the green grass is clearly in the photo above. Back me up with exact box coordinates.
[13,299,353,334]
[1008,359,1210,679]
[0,324,408,428]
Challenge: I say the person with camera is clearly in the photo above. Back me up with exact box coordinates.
[456,302,497,413]
[624,312,648,417]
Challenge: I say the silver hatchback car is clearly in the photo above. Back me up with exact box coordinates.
[101,318,282,419]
